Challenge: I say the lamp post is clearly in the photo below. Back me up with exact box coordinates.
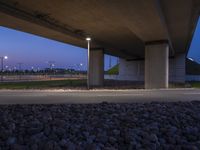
[86,37,91,89]
[0,56,8,81]
[80,63,83,71]
[17,62,23,80]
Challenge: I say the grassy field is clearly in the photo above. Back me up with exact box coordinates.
[107,64,119,75]
[0,79,86,89]
[188,82,200,88]
[0,79,199,89]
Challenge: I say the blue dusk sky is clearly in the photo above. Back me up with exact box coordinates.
[0,26,118,71]
[187,17,200,62]
[0,17,199,70]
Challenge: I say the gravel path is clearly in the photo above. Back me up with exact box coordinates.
[0,101,200,150]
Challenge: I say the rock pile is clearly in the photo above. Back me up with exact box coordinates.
[0,101,200,149]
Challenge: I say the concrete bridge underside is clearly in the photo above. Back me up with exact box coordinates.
[0,0,200,88]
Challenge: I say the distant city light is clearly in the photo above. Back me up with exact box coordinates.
[4,56,8,59]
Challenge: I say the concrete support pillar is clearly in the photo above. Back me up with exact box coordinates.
[88,49,104,87]
[145,43,169,89]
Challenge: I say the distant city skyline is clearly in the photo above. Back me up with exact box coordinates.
[0,17,199,71]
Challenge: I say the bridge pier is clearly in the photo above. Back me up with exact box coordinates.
[145,42,169,89]
[88,49,104,87]
[118,53,185,84]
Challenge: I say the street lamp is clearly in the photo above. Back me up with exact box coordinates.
[0,56,8,81]
[0,56,8,71]
[86,37,91,89]
[17,62,23,80]
[80,63,83,71]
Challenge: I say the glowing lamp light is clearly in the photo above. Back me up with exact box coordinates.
[86,37,91,41]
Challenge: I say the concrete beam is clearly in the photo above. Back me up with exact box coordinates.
[88,49,104,87]
[145,43,169,89]
[0,0,198,58]
[0,1,85,40]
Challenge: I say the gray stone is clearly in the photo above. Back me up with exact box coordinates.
[6,137,17,145]
[112,129,120,136]
[30,144,38,150]
[44,141,54,150]
[87,135,96,144]
[67,141,76,150]
[149,134,158,143]
[59,139,68,148]
[109,136,117,145]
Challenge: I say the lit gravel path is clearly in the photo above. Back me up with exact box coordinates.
[0,101,200,149]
